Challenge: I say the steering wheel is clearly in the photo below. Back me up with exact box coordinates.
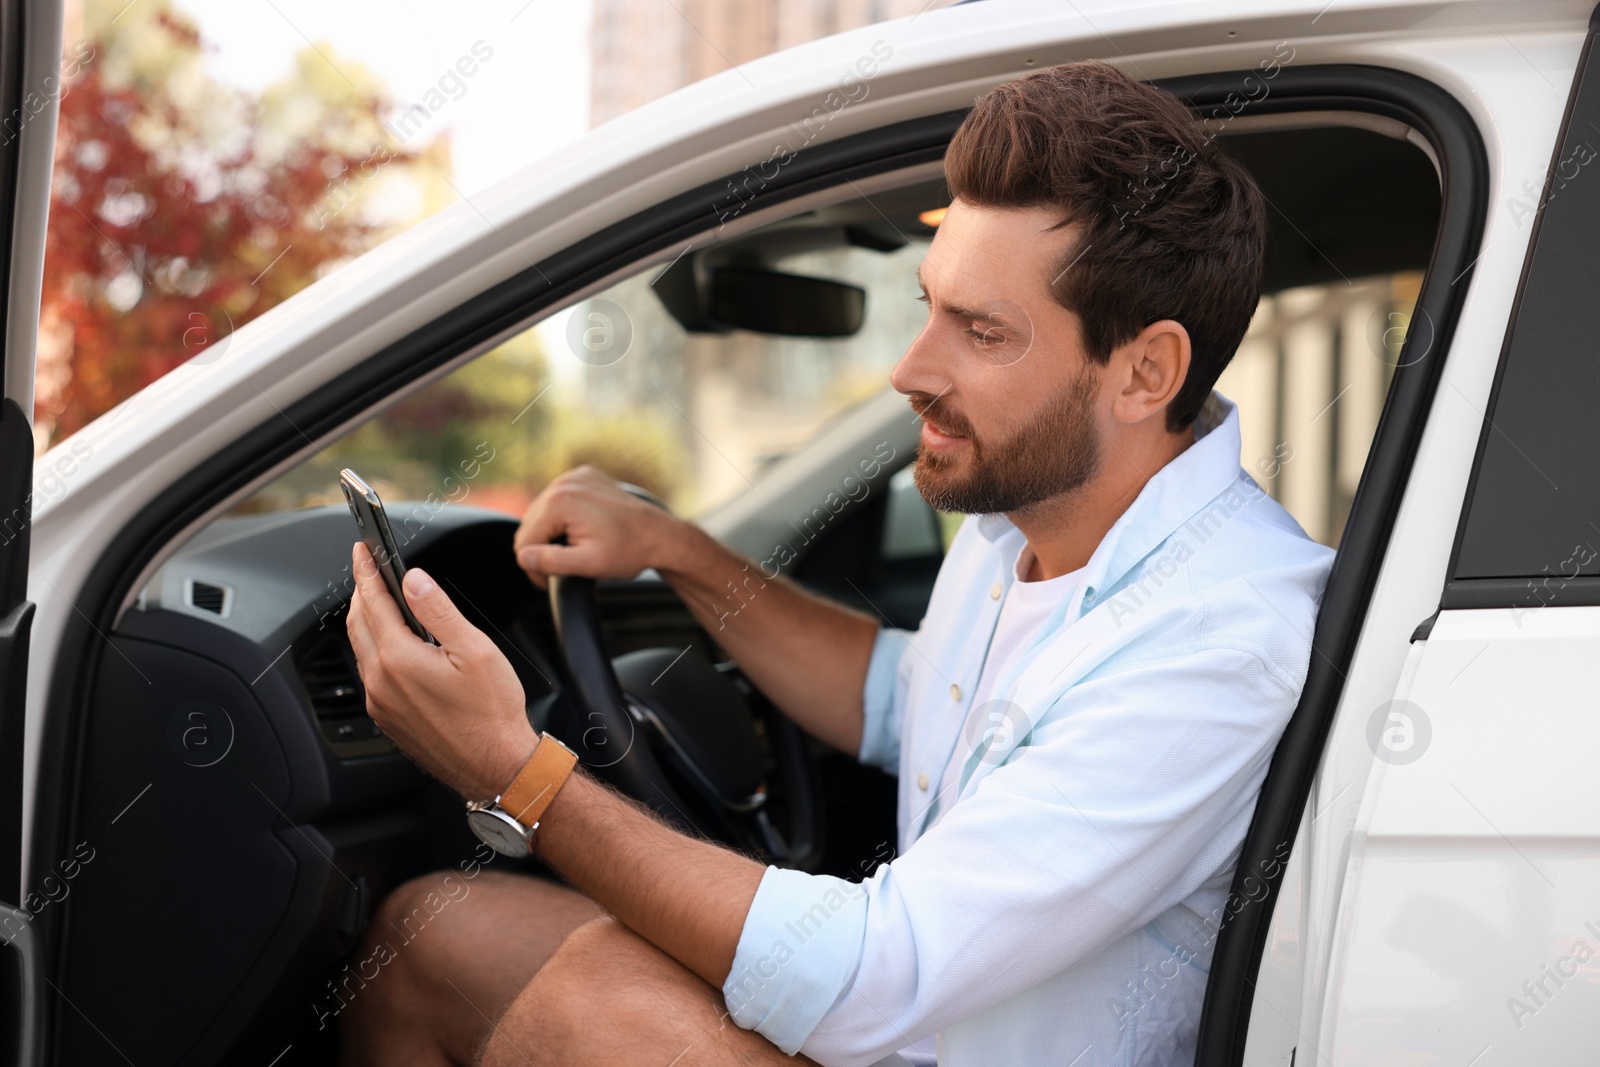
[546,486,825,870]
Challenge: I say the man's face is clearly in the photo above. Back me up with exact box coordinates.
[892,199,1105,515]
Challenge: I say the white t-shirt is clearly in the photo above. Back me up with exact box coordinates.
[896,544,1084,1067]
[930,542,1085,827]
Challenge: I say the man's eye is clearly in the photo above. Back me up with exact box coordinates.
[968,326,1004,346]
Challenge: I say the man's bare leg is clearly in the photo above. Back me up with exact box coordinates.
[482,915,815,1067]
[340,869,603,1067]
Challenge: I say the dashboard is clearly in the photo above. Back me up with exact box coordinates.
[142,504,566,756]
[54,503,709,1065]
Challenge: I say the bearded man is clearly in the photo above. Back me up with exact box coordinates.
[341,59,1334,1067]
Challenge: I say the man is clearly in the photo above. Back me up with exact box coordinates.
[342,60,1333,1067]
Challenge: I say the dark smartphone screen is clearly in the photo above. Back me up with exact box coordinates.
[339,468,436,644]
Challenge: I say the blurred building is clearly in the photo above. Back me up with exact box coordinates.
[591,0,943,126]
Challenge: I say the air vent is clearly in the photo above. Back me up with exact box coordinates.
[184,578,232,617]
[293,623,388,753]
[295,628,364,719]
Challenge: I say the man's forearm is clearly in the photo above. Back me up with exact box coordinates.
[653,522,879,755]
[534,769,762,988]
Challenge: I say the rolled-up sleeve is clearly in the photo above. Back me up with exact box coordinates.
[723,642,1304,1066]
[721,865,873,1054]
[857,626,915,774]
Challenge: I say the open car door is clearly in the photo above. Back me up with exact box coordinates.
[0,4,67,1066]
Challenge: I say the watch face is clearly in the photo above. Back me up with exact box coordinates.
[467,808,532,858]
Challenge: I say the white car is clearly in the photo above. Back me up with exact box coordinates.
[3,0,1596,1063]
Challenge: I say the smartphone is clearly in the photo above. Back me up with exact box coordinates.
[339,468,436,644]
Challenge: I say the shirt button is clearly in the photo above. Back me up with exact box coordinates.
[990,582,1002,600]
[950,683,961,701]
[917,773,929,790]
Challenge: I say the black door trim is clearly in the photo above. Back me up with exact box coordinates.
[1168,69,1489,1065]
[1,0,43,1063]
[28,65,1487,1065]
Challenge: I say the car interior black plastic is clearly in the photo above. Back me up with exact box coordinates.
[0,1,44,1060]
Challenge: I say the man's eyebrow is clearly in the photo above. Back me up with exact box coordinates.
[913,265,998,322]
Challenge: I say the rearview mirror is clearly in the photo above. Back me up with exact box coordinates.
[652,258,865,338]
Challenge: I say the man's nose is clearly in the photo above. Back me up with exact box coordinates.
[891,321,951,399]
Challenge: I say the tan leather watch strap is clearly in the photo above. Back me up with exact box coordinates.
[498,733,579,830]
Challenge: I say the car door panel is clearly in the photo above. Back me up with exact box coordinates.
[1276,13,1600,1067]
[1324,607,1600,1061]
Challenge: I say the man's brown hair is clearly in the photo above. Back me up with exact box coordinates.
[944,60,1267,431]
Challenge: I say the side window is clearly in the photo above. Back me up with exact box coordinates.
[1210,122,1439,549]
[1447,54,1600,604]
[1216,274,1411,547]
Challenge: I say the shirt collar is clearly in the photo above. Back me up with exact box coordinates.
[970,391,1245,601]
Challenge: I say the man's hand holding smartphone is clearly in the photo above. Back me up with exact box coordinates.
[340,468,535,799]
[339,468,436,644]
[345,541,537,801]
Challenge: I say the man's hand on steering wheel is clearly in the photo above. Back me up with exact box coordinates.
[513,465,680,588]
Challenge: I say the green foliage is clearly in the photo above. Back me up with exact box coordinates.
[235,331,689,517]
[537,407,687,507]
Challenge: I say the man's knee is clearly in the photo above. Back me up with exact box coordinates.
[550,914,629,956]
[346,870,469,1017]
[482,918,636,1066]
[373,869,474,947]
[529,915,629,1003]
[485,917,794,1067]
[347,874,438,995]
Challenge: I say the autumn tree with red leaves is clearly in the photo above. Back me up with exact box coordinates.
[37,0,445,448]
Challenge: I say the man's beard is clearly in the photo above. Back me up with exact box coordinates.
[909,367,1102,515]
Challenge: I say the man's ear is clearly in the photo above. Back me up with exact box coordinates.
[1109,319,1190,426]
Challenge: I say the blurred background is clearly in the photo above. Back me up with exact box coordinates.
[37,0,1418,546]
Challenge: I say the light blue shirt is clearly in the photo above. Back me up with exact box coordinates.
[723,394,1334,1067]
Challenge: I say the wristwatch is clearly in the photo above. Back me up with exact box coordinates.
[466,732,579,857]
